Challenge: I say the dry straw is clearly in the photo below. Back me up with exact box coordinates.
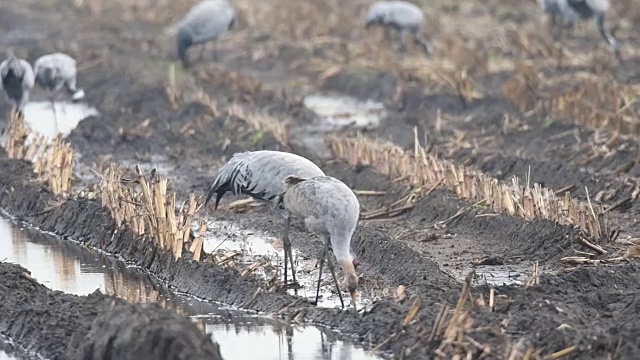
[227,102,290,147]
[503,61,640,136]
[98,164,205,260]
[3,111,74,195]
[326,129,609,240]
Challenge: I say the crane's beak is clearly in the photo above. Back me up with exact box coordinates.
[350,290,357,309]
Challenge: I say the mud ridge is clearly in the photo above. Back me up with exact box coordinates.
[0,262,222,360]
[0,155,463,358]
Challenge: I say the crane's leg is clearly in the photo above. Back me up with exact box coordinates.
[212,43,219,61]
[549,13,559,40]
[313,237,329,306]
[413,31,432,58]
[313,236,345,309]
[199,45,206,62]
[49,95,59,135]
[282,214,298,288]
[383,27,394,43]
[398,29,408,53]
[596,14,621,59]
[324,247,345,309]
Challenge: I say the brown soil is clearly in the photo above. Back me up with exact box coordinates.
[1,0,639,358]
[0,261,222,360]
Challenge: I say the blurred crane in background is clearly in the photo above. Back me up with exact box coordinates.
[33,52,85,133]
[538,0,620,57]
[0,56,35,119]
[365,1,432,57]
[176,0,236,68]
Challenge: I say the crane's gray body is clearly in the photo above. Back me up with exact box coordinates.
[176,0,236,67]
[0,57,35,114]
[282,176,360,265]
[538,0,619,55]
[205,150,325,210]
[282,175,360,305]
[33,53,85,100]
[365,1,432,56]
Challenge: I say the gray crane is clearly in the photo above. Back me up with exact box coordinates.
[33,53,85,133]
[205,151,323,287]
[365,1,432,57]
[0,56,35,118]
[281,175,360,309]
[538,0,620,57]
[176,0,236,68]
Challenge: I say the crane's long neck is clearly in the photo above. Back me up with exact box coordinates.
[331,234,359,306]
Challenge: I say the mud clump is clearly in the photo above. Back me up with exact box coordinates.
[67,304,222,360]
[0,262,222,360]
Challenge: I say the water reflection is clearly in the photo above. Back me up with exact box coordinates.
[0,217,380,360]
[203,220,372,309]
[23,101,99,139]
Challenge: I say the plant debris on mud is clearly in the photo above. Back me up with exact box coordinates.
[0,0,639,358]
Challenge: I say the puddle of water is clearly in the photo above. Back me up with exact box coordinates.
[294,94,387,158]
[203,220,372,309]
[208,321,378,360]
[473,265,525,286]
[0,219,109,295]
[0,350,19,360]
[446,263,527,287]
[23,101,99,139]
[119,154,176,175]
[0,216,381,360]
[303,95,385,131]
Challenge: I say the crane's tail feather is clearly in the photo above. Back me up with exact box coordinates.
[204,152,250,210]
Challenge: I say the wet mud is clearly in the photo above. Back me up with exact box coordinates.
[1,0,640,358]
[0,262,222,360]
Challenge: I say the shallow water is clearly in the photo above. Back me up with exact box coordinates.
[0,217,380,360]
[294,94,387,158]
[203,220,373,310]
[0,351,18,360]
[303,95,385,131]
[23,101,99,139]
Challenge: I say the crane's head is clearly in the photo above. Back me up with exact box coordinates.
[346,268,358,309]
[364,14,381,28]
[176,28,193,68]
[338,256,359,309]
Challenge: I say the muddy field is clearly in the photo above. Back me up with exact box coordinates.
[0,261,223,360]
[1,0,640,358]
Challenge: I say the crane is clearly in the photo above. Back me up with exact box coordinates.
[538,0,620,57]
[365,1,432,57]
[0,56,35,119]
[205,150,360,308]
[33,53,85,133]
[176,0,236,68]
[281,175,360,309]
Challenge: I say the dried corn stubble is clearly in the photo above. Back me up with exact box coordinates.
[97,163,205,261]
[546,77,640,137]
[502,61,639,137]
[326,129,609,240]
[3,112,74,196]
[226,102,290,147]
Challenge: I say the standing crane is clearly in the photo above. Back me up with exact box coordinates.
[0,56,35,118]
[365,1,432,57]
[281,175,360,309]
[33,53,85,133]
[537,0,620,57]
[204,150,360,308]
[176,0,236,68]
